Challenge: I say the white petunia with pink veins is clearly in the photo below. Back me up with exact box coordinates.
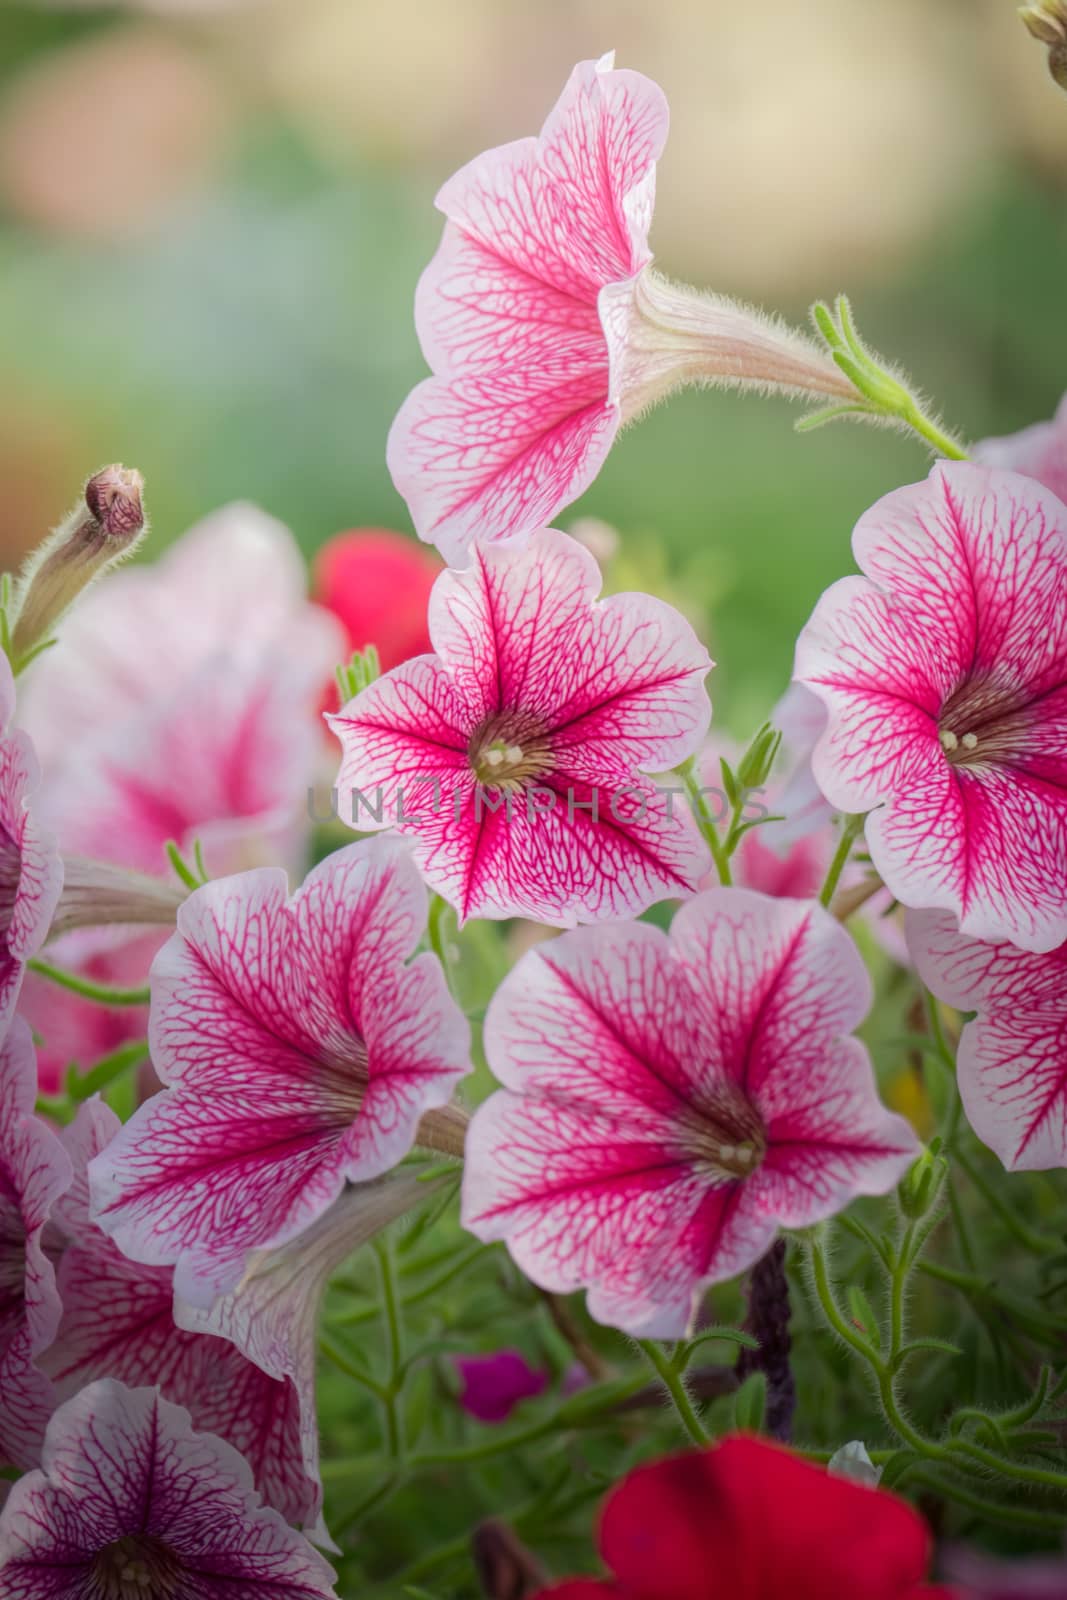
[0,1381,338,1599]
[87,835,471,1307]
[388,53,853,563]
[796,462,1067,954]
[909,910,1067,1172]
[328,530,712,924]
[462,888,917,1337]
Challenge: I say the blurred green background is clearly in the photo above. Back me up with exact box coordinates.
[0,0,1064,731]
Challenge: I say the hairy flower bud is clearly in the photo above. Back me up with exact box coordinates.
[9,465,145,666]
[1020,2,1067,87]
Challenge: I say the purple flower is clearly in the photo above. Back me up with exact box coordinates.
[0,1379,338,1597]
[454,1349,549,1424]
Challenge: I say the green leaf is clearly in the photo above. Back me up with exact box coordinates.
[733,1372,767,1433]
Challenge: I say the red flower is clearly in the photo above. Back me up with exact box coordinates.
[538,1437,958,1600]
[313,527,440,673]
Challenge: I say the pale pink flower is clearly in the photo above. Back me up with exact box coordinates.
[0,1380,338,1598]
[795,462,1067,953]
[89,836,470,1306]
[975,392,1067,506]
[0,652,62,1031]
[22,501,343,879]
[388,53,853,563]
[328,531,712,924]
[0,1018,71,1468]
[908,910,1067,1170]
[462,888,917,1336]
[43,1099,321,1542]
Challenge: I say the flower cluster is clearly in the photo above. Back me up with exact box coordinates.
[2,42,1066,1600]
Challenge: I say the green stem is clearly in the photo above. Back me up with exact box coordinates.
[636,1339,708,1445]
[907,1468,1067,1533]
[427,892,458,997]
[818,814,863,907]
[27,959,150,1007]
[70,1039,149,1101]
[373,1236,405,1459]
[410,1416,556,1468]
[677,759,731,886]
[945,1435,1067,1494]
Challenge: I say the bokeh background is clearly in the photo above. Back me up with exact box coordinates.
[0,0,1065,729]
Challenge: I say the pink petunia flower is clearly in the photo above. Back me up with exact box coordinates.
[0,1018,71,1468]
[328,530,712,924]
[0,652,62,1032]
[975,391,1067,506]
[387,53,854,564]
[462,887,917,1336]
[0,1380,338,1598]
[907,909,1067,1170]
[795,462,1067,954]
[43,1099,322,1542]
[88,836,470,1306]
[454,1348,549,1424]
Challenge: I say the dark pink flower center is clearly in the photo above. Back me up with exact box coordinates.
[0,829,21,940]
[937,677,1033,768]
[91,1535,182,1598]
[469,711,553,790]
[681,1082,767,1180]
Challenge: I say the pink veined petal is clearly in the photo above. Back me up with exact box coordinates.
[430,533,712,770]
[0,1380,338,1596]
[0,727,63,1034]
[909,910,1067,1170]
[752,1034,919,1224]
[462,1088,773,1338]
[88,839,470,1306]
[175,1171,443,1552]
[0,1018,71,1469]
[867,754,1067,953]
[851,465,1067,699]
[668,889,874,1102]
[47,1101,317,1541]
[387,369,618,566]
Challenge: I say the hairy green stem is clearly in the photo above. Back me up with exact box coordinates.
[636,1339,709,1445]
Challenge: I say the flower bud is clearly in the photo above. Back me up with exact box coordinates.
[1020,2,1067,87]
[736,721,784,794]
[898,1141,948,1219]
[9,465,145,666]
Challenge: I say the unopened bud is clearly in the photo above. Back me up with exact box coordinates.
[1020,2,1067,87]
[899,1140,948,1219]
[9,465,145,667]
[736,721,783,793]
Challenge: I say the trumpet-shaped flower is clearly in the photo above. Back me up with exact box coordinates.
[388,54,853,563]
[0,1381,338,1599]
[175,1170,442,1547]
[329,531,711,924]
[44,1100,320,1541]
[0,1019,70,1468]
[975,391,1067,506]
[796,462,1067,953]
[908,910,1067,1171]
[88,836,470,1306]
[462,888,916,1336]
[0,653,62,1031]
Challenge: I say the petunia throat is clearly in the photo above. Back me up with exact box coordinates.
[469,710,554,790]
[92,1535,183,1599]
